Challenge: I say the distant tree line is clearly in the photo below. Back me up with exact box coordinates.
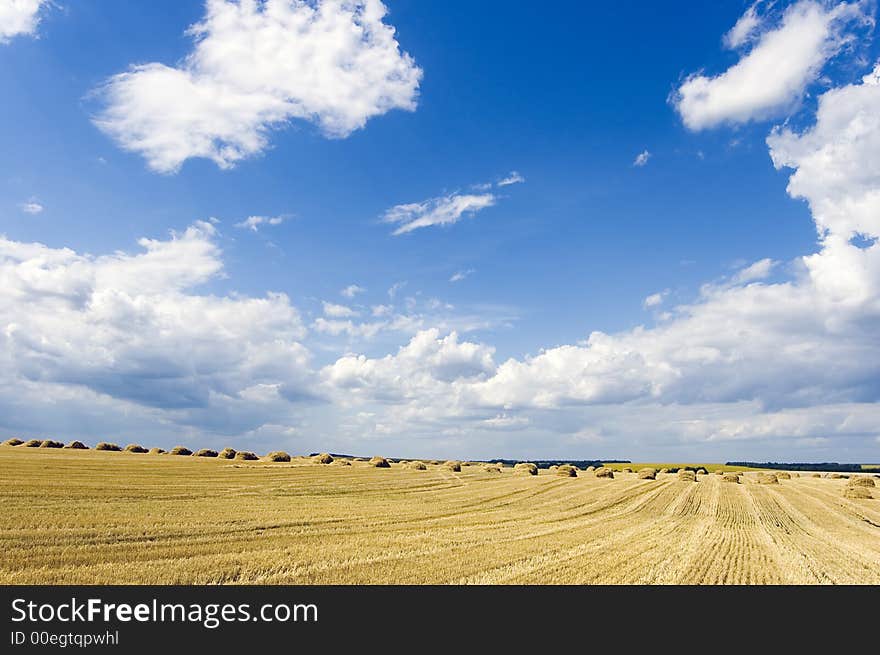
[727,461,880,473]
[493,459,631,469]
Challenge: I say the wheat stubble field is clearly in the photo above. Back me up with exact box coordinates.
[1,448,878,585]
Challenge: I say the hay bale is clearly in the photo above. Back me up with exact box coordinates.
[408,460,427,470]
[461,461,472,466]
[336,459,351,466]
[757,472,779,484]
[594,466,614,479]
[148,447,166,455]
[811,473,821,477]
[265,451,291,462]
[715,470,724,475]
[64,440,88,449]
[622,467,633,473]
[847,476,876,488]
[169,446,192,456]
[844,486,873,500]
[313,453,334,464]
[124,444,148,453]
[484,465,501,473]
[659,468,669,474]
[95,442,121,451]
[678,469,696,482]
[234,451,258,461]
[548,465,558,471]
[790,472,800,478]
[3,438,24,447]
[722,473,741,483]
[827,473,843,479]
[637,467,657,480]
[514,462,538,476]
[39,439,64,448]
[585,466,596,473]
[776,471,791,480]
[218,447,236,459]
[353,457,368,462]
[193,448,218,457]
[369,456,390,468]
[696,468,708,475]
[556,464,578,477]
[444,460,462,472]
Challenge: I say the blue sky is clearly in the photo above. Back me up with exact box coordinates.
[1,0,879,461]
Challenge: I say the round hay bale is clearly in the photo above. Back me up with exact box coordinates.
[23,439,43,447]
[95,442,121,451]
[844,486,873,500]
[369,456,390,468]
[637,467,657,480]
[3,438,24,447]
[218,447,236,459]
[193,448,218,457]
[461,461,472,466]
[827,473,842,479]
[678,469,696,482]
[790,472,800,478]
[169,446,192,456]
[810,472,821,477]
[265,451,291,462]
[548,465,558,471]
[408,460,427,470]
[715,470,724,475]
[622,467,633,473]
[847,476,876,488]
[444,460,462,472]
[594,466,614,479]
[775,471,791,480]
[336,459,352,466]
[722,473,741,483]
[757,472,779,484]
[148,447,166,455]
[124,444,148,453]
[484,465,501,473]
[39,439,64,448]
[556,464,578,477]
[514,462,538,476]
[234,451,258,461]
[696,468,708,475]
[585,466,596,473]
[313,453,334,464]
[64,440,88,449]
[659,468,669,474]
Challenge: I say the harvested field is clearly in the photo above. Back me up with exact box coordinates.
[1,448,878,585]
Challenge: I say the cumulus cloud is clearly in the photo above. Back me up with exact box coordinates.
[0,221,314,437]
[674,1,869,130]
[19,199,43,214]
[633,150,651,167]
[382,192,496,235]
[0,0,48,43]
[341,284,365,298]
[322,301,358,318]
[234,215,285,231]
[318,67,880,458]
[497,171,525,186]
[642,290,668,309]
[93,0,422,173]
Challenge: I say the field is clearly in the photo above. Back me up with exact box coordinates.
[1,448,878,584]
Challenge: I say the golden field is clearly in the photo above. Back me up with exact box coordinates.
[0,447,878,584]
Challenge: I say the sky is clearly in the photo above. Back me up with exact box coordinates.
[1,0,879,461]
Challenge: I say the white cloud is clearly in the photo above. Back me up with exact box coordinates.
[481,413,529,429]
[0,221,314,437]
[497,171,525,186]
[633,150,651,167]
[234,215,285,231]
[449,269,474,283]
[723,1,763,49]
[371,304,392,317]
[642,290,668,308]
[674,1,869,130]
[341,284,365,298]
[382,192,496,235]
[93,0,422,173]
[0,0,48,43]
[322,301,358,318]
[316,68,880,459]
[388,281,406,298]
[19,199,43,214]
